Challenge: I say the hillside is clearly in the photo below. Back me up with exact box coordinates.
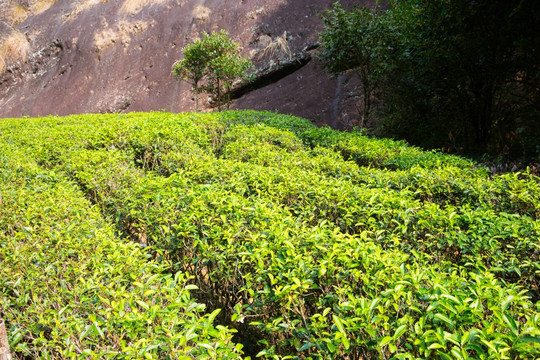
[1,111,540,359]
[0,0,375,128]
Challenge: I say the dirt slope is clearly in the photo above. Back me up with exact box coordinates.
[0,0,376,128]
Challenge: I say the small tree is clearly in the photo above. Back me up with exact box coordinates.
[207,51,252,110]
[172,38,208,112]
[173,30,252,112]
[319,3,383,128]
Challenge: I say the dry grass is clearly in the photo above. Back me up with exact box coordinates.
[120,0,167,15]
[192,4,211,21]
[6,0,58,25]
[0,30,31,74]
[258,31,292,61]
[8,4,29,25]
[94,20,149,52]
[95,28,118,51]
[30,0,58,15]
[64,0,107,21]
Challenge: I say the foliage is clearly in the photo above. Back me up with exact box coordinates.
[1,111,540,359]
[202,31,252,111]
[173,30,252,112]
[319,0,540,157]
[380,0,540,156]
[172,36,208,112]
[0,126,243,358]
[319,2,383,128]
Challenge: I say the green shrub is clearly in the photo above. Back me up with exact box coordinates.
[1,111,539,359]
[0,145,242,359]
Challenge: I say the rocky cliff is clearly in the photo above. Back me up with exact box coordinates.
[0,0,376,128]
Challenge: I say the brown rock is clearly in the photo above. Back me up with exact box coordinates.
[0,0,378,129]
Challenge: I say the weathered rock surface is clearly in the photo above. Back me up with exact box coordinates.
[0,0,376,128]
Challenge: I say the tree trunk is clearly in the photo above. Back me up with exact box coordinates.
[194,84,199,113]
[226,85,231,110]
[217,79,221,111]
[0,319,10,360]
[362,84,371,129]
[469,81,495,150]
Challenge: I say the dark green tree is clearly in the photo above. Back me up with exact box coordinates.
[379,0,540,155]
[319,3,383,128]
[319,0,540,157]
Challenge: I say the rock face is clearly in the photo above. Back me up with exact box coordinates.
[0,0,377,128]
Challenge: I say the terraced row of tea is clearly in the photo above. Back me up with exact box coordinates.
[1,111,539,359]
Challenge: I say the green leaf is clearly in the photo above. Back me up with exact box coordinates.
[136,300,149,310]
[333,315,346,334]
[380,336,393,347]
[518,336,540,345]
[93,322,104,338]
[434,313,454,329]
[451,347,464,359]
[327,341,336,353]
[465,343,485,356]
[502,313,518,336]
[393,324,408,341]
[342,335,350,350]
[198,342,215,350]
[501,295,514,311]
[298,342,314,352]
[480,339,498,353]
[208,308,221,323]
[441,294,461,305]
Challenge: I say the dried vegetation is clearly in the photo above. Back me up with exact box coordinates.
[94,20,150,53]
[0,30,30,74]
[63,0,109,21]
[257,31,293,62]
[5,0,57,25]
[120,0,167,15]
[192,4,211,21]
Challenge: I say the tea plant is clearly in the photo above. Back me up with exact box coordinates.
[0,144,242,358]
[1,110,539,359]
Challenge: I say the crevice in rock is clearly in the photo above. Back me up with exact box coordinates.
[229,51,312,100]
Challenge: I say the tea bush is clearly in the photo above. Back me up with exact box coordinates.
[0,146,242,358]
[1,111,539,359]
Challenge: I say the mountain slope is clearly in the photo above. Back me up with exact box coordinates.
[0,0,373,128]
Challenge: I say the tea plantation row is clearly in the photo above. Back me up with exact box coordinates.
[1,111,539,359]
